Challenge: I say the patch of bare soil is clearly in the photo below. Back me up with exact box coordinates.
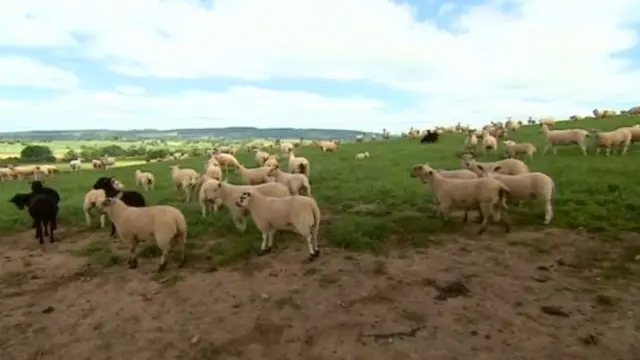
[1,228,639,360]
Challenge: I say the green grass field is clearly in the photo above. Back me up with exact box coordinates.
[2,116,640,272]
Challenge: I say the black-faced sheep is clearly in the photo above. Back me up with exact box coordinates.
[420,130,439,144]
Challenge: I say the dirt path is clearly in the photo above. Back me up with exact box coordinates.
[1,228,639,360]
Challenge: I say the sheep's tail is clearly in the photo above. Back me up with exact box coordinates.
[310,203,320,244]
[550,180,556,200]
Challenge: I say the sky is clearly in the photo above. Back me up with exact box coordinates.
[1,0,640,133]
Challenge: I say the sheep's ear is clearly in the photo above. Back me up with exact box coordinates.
[477,165,484,171]
[115,192,124,199]
[493,166,501,172]
[427,170,434,175]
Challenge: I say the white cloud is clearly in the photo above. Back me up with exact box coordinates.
[114,85,146,95]
[0,86,409,132]
[0,56,79,90]
[1,0,640,130]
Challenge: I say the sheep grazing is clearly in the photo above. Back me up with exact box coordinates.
[235,190,321,262]
[539,124,590,155]
[83,189,107,228]
[319,140,339,152]
[460,153,530,175]
[270,166,312,196]
[287,150,310,177]
[420,130,439,144]
[355,152,370,160]
[481,130,497,153]
[476,165,555,225]
[592,128,632,156]
[99,196,187,272]
[205,180,290,231]
[9,192,59,244]
[93,176,146,237]
[170,165,200,202]
[135,169,155,191]
[414,164,511,234]
[503,140,536,160]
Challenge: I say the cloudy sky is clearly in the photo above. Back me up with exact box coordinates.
[1,0,640,133]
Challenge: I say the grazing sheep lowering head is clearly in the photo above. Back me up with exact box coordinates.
[9,193,31,210]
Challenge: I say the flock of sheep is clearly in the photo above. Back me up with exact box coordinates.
[6,116,640,274]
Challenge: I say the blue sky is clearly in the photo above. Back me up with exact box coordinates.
[1,0,639,132]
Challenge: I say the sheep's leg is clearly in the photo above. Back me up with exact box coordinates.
[542,144,550,155]
[48,220,55,243]
[258,231,271,256]
[595,147,600,156]
[462,211,469,222]
[552,146,557,155]
[622,144,630,155]
[43,221,49,236]
[606,148,611,156]
[157,245,169,273]
[84,210,92,226]
[99,214,105,228]
[477,204,492,235]
[200,199,207,218]
[303,234,319,263]
[543,200,553,225]
[35,220,44,245]
[128,240,139,269]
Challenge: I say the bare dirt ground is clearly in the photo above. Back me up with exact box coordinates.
[1,228,639,360]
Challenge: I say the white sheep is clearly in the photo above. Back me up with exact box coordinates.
[206,180,291,231]
[475,164,555,225]
[69,158,83,172]
[234,189,321,261]
[460,153,530,175]
[236,164,276,185]
[203,163,222,181]
[83,189,107,228]
[100,196,187,272]
[198,175,220,218]
[540,124,590,155]
[170,165,200,202]
[355,152,370,160]
[464,132,478,150]
[288,150,310,177]
[135,169,155,191]
[593,128,632,155]
[212,153,241,175]
[481,130,497,153]
[271,167,312,196]
[416,164,511,234]
[318,140,339,152]
[411,164,478,216]
[503,140,536,160]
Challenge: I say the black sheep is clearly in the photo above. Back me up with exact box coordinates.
[92,176,146,237]
[29,181,60,230]
[420,130,439,144]
[9,193,58,244]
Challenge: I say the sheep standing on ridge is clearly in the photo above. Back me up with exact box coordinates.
[235,190,321,262]
[540,124,590,155]
[135,170,155,191]
[100,196,187,272]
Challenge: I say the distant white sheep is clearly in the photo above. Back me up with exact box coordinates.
[288,150,310,177]
[135,169,155,191]
[355,152,370,160]
[503,140,536,160]
[592,128,632,156]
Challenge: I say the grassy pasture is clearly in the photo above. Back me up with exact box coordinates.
[2,115,640,270]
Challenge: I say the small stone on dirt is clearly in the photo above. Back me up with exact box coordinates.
[578,333,599,345]
[531,274,551,283]
[190,335,200,344]
[540,305,570,317]
[434,280,471,301]
[42,306,55,314]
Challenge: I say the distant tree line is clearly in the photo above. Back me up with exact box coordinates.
[0,144,209,165]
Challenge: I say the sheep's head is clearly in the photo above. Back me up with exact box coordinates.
[9,193,31,210]
[92,176,112,190]
[110,178,124,190]
[409,164,425,178]
[503,140,515,146]
[30,180,45,192]
[235,191,253,210]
